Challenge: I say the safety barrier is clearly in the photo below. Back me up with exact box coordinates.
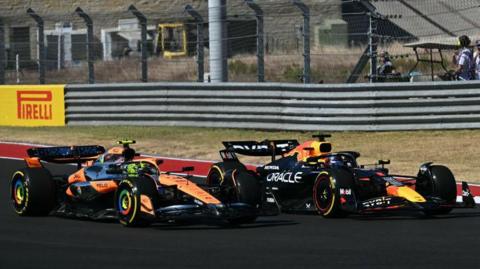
[63,81,480,131]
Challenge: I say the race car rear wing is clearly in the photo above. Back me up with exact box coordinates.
[27,145,106,164]
[222,140,299,157]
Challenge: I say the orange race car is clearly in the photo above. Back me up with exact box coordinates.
[10,140,270,227]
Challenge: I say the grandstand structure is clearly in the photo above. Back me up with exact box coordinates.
[373,0,480,41]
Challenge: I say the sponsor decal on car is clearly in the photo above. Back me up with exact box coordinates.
[266,172,302,184]
[264,165,280,170]
[232,144,268,151]
[362,197,392,208]
[339,188,352,195]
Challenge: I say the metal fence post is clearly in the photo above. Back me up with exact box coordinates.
[356,0,380,83]
[27,8,45,84]
[185,5,205,82]
[368,12,378,83]
[128,5,148,83]
[292,0,310,84]
[0,18,5,84]
[75,7,95,84]
[245,0,264,82]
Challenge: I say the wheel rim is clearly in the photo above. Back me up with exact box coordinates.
[117,189,132,216]
[13,179,25,205]
[314,176,333,213]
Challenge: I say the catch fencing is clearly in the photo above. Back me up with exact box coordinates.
[2,0,479,85]
[65,81,480,131]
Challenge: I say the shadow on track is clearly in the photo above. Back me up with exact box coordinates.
[349,210,480,221]
[150,219,298,231]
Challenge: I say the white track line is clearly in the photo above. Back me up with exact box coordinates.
[456,196,480,204]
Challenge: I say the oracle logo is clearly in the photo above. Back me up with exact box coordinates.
[17,91,53,120]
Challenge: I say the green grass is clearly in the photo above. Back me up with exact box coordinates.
[1,126,480,182]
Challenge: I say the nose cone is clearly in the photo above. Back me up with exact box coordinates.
[387,186,426,203]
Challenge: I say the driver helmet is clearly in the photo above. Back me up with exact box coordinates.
[328,155,345,167]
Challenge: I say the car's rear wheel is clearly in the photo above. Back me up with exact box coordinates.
[207,164,259,224]
[10,168,56,216]
[206,164,225,186]
[226,169,260,225]
[115,177,159,227]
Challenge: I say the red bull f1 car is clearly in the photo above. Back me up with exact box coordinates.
[207,134,477,217]
[10,140,271,227]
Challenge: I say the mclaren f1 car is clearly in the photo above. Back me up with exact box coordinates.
[10,140,268,226]
[206,134,477,217]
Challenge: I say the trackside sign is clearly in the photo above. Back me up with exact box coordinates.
[0,85,65,126]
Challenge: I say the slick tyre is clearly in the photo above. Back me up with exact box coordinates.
[206,164,226,186]
[10,168,56,216]
[206,162,246,186]
[207,163,259,224]
[227,170,260,225]
[115,177,159,227]
[416,165,457,215]
[207,162,253,204]
[313,171,349,218]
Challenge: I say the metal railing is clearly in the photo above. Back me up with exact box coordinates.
[65,80,480,131]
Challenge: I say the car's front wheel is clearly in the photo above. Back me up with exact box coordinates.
[115,177,159,227]
[313,170,353,218]
[416,165,457,215]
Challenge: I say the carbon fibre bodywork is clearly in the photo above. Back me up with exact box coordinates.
[209,135,476,217]
[10,141,259,226]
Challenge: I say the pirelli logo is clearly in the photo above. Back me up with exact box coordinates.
[17,91,53,120]
[0,85,65,126]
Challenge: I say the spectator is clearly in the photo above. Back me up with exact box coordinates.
[377,51,394,82]
[474,40,480,79]
[454,35,474,80]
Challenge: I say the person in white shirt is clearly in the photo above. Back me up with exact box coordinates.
[474,40,480,79]
[454,35,474,80]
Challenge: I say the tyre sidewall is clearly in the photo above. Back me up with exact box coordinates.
[10,168,55,216]
[115,177,158,227]
[416,165,457,204]
[313,172,337,217]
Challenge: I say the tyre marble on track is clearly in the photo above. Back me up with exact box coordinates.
[1,159,480,269]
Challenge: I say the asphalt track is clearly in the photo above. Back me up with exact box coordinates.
[1,158,480,269]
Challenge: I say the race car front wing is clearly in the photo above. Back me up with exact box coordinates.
[357,181,476,214]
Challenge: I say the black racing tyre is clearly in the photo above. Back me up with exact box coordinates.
[206,164,226,186]
[416,165,457,214]
[231,169,261,206]
[206,162,246,186]
[10,168,56,216]
[207,162,252,203]
[115,177,159,227]
[313,171,351,218]
[208,164,259,225]
[227,170,261,225]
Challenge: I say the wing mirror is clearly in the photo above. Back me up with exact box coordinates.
[378,160,390,165]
